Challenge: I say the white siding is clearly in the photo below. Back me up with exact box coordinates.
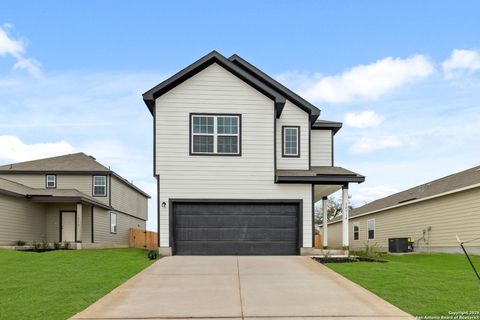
[311,130,332,166]
[276,101,310,170]
[155,63,313,248]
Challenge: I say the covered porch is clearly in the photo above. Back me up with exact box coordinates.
[276,166,365,255]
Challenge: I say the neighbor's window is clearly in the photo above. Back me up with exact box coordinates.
[367,219,375,240]
[282,126,300,157]
[191,114,240,155]
[353,223,360,241]
[93,175,107,196]
[110,212,117,233]
[46,174,56,188]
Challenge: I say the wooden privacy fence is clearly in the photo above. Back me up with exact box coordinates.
[129,228,158,250]
[314,234,322,249]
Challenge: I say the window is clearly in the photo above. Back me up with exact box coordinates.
[367,219,375,240]
[110,212,117,233]
[46,174,56,188]
[93,175,107,196]
[353,223,360,241]
[190,114,240,155]
[282,126,300,157]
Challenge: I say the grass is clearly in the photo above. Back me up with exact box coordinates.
[0,248,155,320]
[325,253,480,317]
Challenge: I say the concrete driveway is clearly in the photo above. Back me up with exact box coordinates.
[71,256,413,320]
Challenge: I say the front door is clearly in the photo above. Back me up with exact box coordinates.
[61,211,76,242]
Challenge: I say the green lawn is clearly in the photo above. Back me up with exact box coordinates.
[325,253,480,317]
[0,248,154,320]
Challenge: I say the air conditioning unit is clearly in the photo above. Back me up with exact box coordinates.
[388,238,413,253]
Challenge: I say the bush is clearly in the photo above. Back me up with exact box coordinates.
[41,241,49,250]
[32,241,42,252]
[63,241,71,250]
[147,250,159,260]
[53,241,61,250]
[14,240,26,246]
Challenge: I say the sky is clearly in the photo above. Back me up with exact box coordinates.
[0,1,479,230]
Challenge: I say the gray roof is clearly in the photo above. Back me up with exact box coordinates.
[0,153,150,198]
[312,120,343,134]
[0,152,109,172]
[0,178,111,210]
[276,166,365,184]
[330,165,480,223]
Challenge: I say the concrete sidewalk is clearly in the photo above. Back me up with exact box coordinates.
[71,256,413,320]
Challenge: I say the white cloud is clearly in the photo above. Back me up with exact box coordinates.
[277,55,434,103]
[442,49,480,79]
[350,185,399,206]
[0,24,41,77]
[0,135,75,164]
[350,135,405,154]
[345,110,384,128]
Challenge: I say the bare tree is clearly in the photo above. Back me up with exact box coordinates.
[314,195,354,231]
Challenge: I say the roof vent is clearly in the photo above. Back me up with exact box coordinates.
[398,197,416,204]
[88,155,96,160]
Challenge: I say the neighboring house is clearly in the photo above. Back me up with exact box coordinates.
[327,166,480,254]
[0,153,150,248]
[143,51,365,256]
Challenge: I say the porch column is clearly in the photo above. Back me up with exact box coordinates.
[342,185,349,248]
[76,202,82,243]
[322,197,328,248]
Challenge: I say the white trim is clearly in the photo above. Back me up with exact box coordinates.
[93,175,107,196]
[110,211,117,234]
[46,174,56,188]
[328,183,480,225]
[353,222,360,241]
[191,115,240,155]
[367,218,375,240]
[283,126,299,156]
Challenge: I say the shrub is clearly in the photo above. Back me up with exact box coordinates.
[41,241,49,250]
[14,240,26,246]
[32,241,42,252]
[63,241,71,250]
[53,241,61,250]
[147,250,159,260]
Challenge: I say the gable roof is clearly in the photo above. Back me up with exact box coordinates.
[143,51,287,117]
[0,177,112,210]
[0,153,109,172]
[228,54,321,124]
[329,165,480,224]
[0,153,150,198]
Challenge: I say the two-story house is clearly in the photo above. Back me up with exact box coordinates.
[143,51,364,255]
[0,152,150,248]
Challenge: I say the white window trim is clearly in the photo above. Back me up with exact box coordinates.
[283,126,299,157]
[191,114,240,155]
[46,174,56,188]
[93,175,107,197]
[353,222,360,241]
[110,211,117,234]
[367,218,375,240]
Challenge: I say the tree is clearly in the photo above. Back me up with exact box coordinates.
[314,195,354,232]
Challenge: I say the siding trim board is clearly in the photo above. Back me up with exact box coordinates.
[328,183,480,225]
[168,199,303,255]
[91,206,94,243]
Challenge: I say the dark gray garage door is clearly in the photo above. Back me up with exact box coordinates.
[172,201,300,255]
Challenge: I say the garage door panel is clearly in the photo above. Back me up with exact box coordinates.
[175,214,297,228]
[173,201,300,255]
[175,240,299,255]
[175,227,298,241]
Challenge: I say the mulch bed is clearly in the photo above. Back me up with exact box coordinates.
[313,256,388,264]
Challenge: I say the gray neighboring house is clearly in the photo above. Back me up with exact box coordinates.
[326,165,480,254]
[0,153,150,248]
[143,51,365,256]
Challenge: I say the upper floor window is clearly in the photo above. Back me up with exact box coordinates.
[190,114,241,155]
[282,126,300,157]
[46,174,56,188]
[367,219,375,240]
[353,223,360,241]
[93,175,107,196]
